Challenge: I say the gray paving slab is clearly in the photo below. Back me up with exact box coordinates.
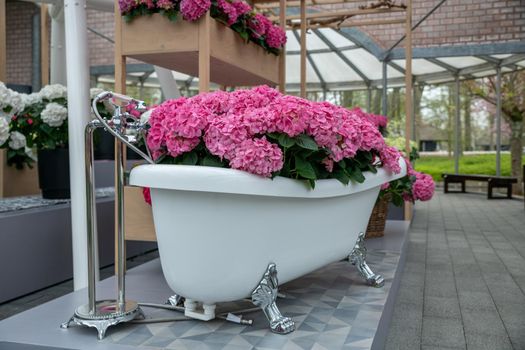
[386,192,525,350]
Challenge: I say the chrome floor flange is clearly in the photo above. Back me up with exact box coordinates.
[251,263,295,334]
[61,300,144,340]
[349,232,385,288]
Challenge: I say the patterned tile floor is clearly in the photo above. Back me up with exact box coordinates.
[102,251,400,350]
[385,191,525,350]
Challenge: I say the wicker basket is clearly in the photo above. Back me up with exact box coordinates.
[365,195,390,239]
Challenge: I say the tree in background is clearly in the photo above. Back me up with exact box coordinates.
[466,71,524,193]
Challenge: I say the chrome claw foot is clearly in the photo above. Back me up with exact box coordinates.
[251,263,295,335]
[349,232,384,288]
[167,294,185,307]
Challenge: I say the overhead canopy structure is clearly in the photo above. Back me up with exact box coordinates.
[91,28,525,92]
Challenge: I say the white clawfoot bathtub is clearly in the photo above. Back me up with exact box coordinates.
[129,158,406,333]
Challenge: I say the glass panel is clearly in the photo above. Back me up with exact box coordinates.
[393,59,446,75]
[310,52,363,82]
[305,31,330,50]
[342,49,384,80]
[285,54,321,83]
[320,28,354,48]
[285,31,300,51]
[437,56,485,69]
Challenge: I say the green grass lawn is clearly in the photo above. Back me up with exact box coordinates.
[414,153,525,182]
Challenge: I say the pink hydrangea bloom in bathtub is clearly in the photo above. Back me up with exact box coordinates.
[145,85,404,187]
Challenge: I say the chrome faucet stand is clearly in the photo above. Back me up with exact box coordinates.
[61,92,153,340]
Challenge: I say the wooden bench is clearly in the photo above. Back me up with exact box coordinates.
[442,173,518,199]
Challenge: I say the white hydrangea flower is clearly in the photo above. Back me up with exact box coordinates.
[8,131,26,150]
[41,102,68,127]
[8,91,24,114]
[0,118,9,146]
[39,84,67,101]
[90,88,104,99]
[21,92,43,110]
[0,82,10,109]
[0,110,13,122]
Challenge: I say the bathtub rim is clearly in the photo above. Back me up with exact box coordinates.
[129,157,406,199]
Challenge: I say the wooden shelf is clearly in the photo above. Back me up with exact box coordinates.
[119,13,279,87]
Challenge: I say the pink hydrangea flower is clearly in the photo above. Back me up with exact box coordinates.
[271,95,312,137]
[248,13,272,38]
[139,0,155,9]
[204,114,250,159]
[265,25,287,48]
[142,187,152,205]
[119,0,136,13]
[232,0,252,16]
[379,146,402,173]
[412,172,435,201]
[180,0,211,21]
[358,122,385,152]
[229,137,283,177]
[156,0,174,9]
[217,0,238,25]
[165,135,200,158]
[381,182,390,190]
[322,158,334,173]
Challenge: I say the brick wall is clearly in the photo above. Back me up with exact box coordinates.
[6,1,38,85]
[358,0,525,48]
[86,10,115,67]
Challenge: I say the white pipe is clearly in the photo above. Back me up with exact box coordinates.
[154,66,181,99]
[49,4,67,85]
[64,0,90,291]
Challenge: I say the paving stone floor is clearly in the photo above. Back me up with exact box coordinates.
[385,191,525,350]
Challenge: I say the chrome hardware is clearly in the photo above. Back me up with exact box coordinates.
[349,232,385,288]
[91,91,154,164]
[62,92,153,339]
[251,263,295,334]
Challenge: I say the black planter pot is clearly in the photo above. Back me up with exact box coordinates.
[94,129,115,160]
[37,148,70,199]
[93,129,145,160]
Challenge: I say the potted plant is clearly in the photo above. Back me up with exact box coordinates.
[365,136,434,238]
[0,82,36,169]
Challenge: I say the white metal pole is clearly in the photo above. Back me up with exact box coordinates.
[454,76,460,174]
[49,4,67,85]
[64,0,90,291]
[495,67,502,176]
[154,66,181,99]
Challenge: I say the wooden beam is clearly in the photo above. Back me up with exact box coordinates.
[404,0,412,221]
[198,14,211,92]
[114,0,126,273]
[40,4,50,86]
[255,0,365,7]
[278,0,286,93]
[300,0,306,98]
[289,17,405,29]
[269,7,405,21]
